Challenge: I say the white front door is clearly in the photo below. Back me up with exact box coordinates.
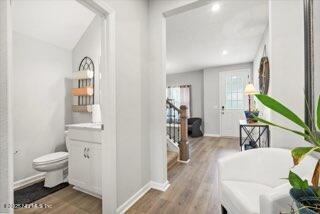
[219,70,250,137]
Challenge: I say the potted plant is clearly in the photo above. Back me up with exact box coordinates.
[254,94,320,213]
[244,83,260,123]
[245,102,259,123]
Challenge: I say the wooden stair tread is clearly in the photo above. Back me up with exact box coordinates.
[167,151,178,169]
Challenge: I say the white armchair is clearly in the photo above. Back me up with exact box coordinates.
[218,148,317,214]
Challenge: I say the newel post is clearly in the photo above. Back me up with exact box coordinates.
[179,105,189,162]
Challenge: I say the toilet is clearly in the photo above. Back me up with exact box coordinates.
[32,131,69,188]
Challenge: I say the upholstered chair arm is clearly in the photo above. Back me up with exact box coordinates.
[218,148,297,186]
[260,183,293,214]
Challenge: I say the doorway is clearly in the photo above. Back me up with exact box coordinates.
[0,0,117,213]
[219,70,250,137]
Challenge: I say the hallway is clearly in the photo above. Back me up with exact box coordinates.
[127,137,239,214]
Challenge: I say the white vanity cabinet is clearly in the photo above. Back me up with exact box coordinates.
[66,124,102,197]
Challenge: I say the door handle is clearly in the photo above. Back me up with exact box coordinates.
[221,106,225,114]
[84,147,89,158]
[83,148,87,158]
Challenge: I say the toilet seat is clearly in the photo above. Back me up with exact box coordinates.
[33,152,68,166]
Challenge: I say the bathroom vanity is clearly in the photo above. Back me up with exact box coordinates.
[66,123,102,198]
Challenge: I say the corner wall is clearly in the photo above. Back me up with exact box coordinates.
[12,32,72,182]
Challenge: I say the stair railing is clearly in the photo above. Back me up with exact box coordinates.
[166,99,189,162]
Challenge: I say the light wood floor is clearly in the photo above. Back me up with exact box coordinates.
[15,137,238,214]
[15,185,102,214]
[127,137,238,214]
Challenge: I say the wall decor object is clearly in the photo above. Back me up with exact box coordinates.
[72,70,94,79]
[258,45,270,95]
[72,56,95,113]
[72,105,93,113]
[71,87,94,96]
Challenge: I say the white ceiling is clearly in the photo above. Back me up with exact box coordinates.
[166,0,269,74]
[12,0,95,50]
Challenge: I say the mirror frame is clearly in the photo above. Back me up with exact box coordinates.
[304,0,315,131]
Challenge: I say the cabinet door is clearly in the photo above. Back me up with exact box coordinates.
[68,139,89,190]
[87,143,102,195]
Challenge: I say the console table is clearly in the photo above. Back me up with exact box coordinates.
[239,120,270,151]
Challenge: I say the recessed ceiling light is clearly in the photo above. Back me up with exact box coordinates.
[211,2,220,12]
[222,50,228,55]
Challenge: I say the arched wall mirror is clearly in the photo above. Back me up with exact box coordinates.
[305,0,320,131]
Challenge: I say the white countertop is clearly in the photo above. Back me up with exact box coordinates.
[66,123,103,130]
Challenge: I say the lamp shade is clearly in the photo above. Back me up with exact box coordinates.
[244,83,257,95]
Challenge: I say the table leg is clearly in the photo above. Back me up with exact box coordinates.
[240,125,242,151]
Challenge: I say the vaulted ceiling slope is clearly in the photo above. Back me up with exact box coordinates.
[166,0,269,74]
[12,0,95,50]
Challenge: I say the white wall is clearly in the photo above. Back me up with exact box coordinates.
[72,16,101,123]
[103,0,150,207]
[203,63,253,136]
[12,32,72,181]
[268,0,307,148]
[166,70,204,119]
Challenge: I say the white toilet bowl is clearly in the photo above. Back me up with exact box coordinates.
[33,152,68,188]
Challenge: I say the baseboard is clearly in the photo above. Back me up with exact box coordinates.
[204,133,221,137]
[116,180,170,214]
[149,180,170,191]
[116,182,152,214]
[73,186,101,199]
[14,172,46,190]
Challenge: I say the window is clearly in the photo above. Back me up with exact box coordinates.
[225,76,244,109]
[166,85,191,117]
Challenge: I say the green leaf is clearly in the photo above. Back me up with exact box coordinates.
[255,94,310,132]
[288,171,309,189]
[291,147,319,165]
[315,188,320,197]
[317,95,320,130]
[254,117,310,139]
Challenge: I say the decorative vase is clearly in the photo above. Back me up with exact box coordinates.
[244,111,259,123]
[290,188,319,214]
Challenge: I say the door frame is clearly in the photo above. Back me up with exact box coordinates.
[160,1,217,184]
[0,0,117,213]
[219,69,251,137]
[0,1,13,213]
